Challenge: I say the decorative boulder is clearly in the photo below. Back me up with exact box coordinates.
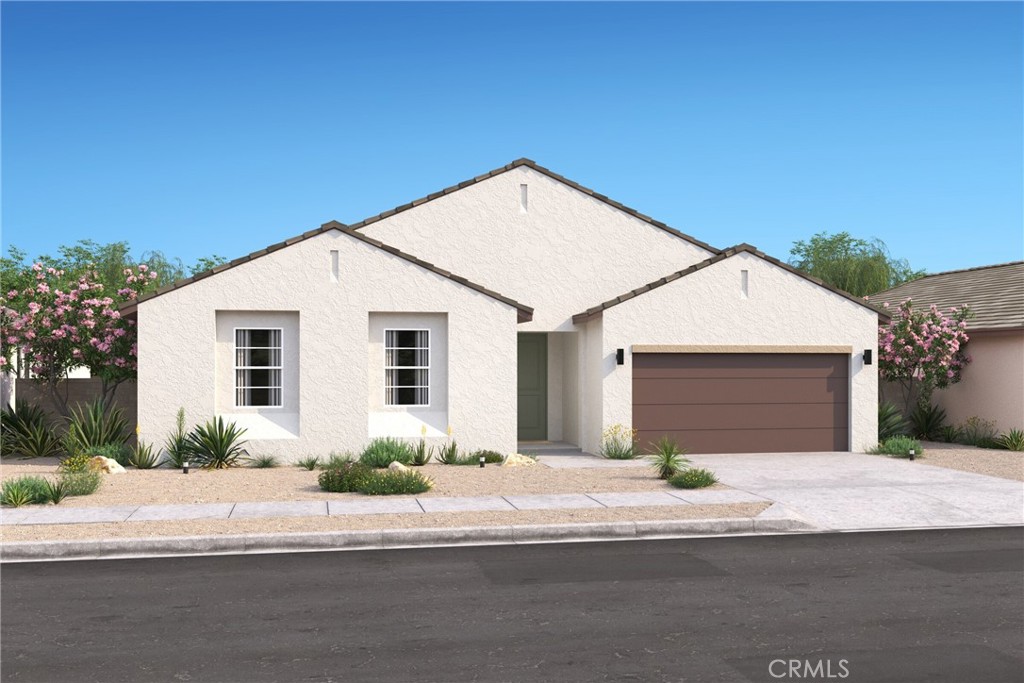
[388,461,411,472]
[88,456,127,474]
[503,454,538,468]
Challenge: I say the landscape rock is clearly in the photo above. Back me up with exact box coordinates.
[503,453,538,468]
[388,461,411,472]
[88,456,127,475]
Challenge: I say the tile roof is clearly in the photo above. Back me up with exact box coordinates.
[121,222,534,322]
[347,158,720,255]
[572,243,889,324]
[865,261,1024,331]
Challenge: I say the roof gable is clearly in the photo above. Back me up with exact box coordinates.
[866,261,1024,330]
[572,244,889,323]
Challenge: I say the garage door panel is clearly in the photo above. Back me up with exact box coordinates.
[633,353,849,378]
[636,428,849,454]
[633,403,848,432]
[633,377,848,405]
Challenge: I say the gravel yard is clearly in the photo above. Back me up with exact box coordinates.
[915,442,1023,481]
[0,502,768,542]
[0,457,720,508]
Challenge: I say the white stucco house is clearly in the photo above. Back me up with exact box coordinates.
[126,159,884,458]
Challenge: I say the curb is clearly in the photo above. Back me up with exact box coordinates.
[0,514,817,562]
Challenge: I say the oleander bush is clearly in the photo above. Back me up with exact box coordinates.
[357,469,433,496]
[318,462,374,493]
[871,435,923,458]
[359,437,415,468]
[668,468,718,489]
[878,401,909,441]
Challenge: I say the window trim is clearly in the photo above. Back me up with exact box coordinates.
[383,328,431,408]
[233,327,285,409]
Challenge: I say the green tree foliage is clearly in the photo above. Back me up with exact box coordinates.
[789,232,925,297]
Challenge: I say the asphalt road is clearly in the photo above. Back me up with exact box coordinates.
[2,528,1022,683]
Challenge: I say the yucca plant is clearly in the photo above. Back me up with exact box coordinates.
[163,407,191,468]
[910,402,946,440]
[128,441,161,469]
[998,429,1024,452]
[647,436,690,479]
[1,400,55,458]
[186,417,248,469]
[878,401,909,441]
[64,401,130,454]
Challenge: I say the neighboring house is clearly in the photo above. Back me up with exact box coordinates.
[125,159,883,457]
[867,261,1024,432]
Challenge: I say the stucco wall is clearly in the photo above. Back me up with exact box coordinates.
[358,166,714,331]
[598,252,880,452]
[933,329,1024,432]
[137,230,519,460]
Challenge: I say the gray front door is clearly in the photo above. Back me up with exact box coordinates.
[517,334,547,441]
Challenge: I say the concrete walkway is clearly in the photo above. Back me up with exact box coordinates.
[0,488,771,527]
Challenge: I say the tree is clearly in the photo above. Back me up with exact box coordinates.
[789,232,925,297]
[878,299,972,414]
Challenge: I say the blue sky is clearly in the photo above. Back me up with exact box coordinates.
[3,2,1021,274]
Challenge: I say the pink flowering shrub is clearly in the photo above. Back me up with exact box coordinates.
[0,263,158,413]
[878,299,971,413]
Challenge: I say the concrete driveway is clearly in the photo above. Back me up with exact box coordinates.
[687,452,1024,531]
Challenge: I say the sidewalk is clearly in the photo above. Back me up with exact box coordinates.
[1,488,770,527]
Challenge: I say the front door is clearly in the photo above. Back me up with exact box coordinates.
[517,333,547,441]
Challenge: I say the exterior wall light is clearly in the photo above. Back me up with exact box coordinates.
[863,349,872,365]
[616,348,624,365]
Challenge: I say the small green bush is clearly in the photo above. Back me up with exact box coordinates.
[82,443,132,466]
[64,401,130,453]
[668,468,718,489]
[321,452,355,470]
[937,425,962,443]
[128,441,161,469]
[646,436,690,480]
[58,451,93,474]
[0,476,50,506]
[357,469,433,496]
[359,437,415,468]
[250,454,279,468]
[60,471,102,497]
[872,435,923,458]
[295,456,321,471]
[958,416,999,448]
[600,424,638,460]
[910,403,946,440]
[998,429,1024,452]
[318,462,374,493]
[43,478,70,505]
[878,402,909,441]
[435,440,461,465]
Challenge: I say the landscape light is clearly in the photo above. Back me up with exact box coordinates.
[480,455,485,468]
[183,461,190,474]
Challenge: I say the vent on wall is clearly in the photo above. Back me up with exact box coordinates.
[330,250,340,283]
[740,269,749,298]
[520,184,528,213]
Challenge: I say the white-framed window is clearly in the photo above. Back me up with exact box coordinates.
[234,328,283,408]
[384,329,429,407]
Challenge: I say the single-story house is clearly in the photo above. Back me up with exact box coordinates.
[867,261,1024,432]
[125,159,883,458]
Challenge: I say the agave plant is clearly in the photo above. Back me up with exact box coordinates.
[878,402,909,441]
[1,400,58,458]
[186,417,248,469]
[64,401,130,454]
[909,402,946,440]
[128,441,161,469]
[647,436,690,480]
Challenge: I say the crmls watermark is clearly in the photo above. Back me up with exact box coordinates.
[769,659,850,679]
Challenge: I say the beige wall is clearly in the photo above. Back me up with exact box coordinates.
[599,252,880,453]
[933,329,1024,432]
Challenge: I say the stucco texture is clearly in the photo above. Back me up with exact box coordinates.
[137,231,519,459]
[933,329,1024,432]
[598,252,879,453]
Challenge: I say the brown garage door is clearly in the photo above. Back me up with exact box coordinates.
[633,353,849,454]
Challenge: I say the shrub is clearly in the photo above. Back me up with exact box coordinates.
[83,443,132,466]
[646,436,690,480]
[872,435,923,458]
[64,401,130,454]
[357,469,433,496]
[938,425,962,443]
[250,454,279,468]
[295,456,321,471]
[910,403,946,440]
[1,400,59,458]
[997,429,1024,452]
[472,450,505,465]
[58,451,93,474]
[958,416,1000,448]
[318,462,374,493]
[359,438,415,468]
[60,471,102,497]
[321,452,355,470]
[411,439,433,466]
[0,476,49,506]
[878,402,909,441]
[163,407,191,469]
[43,478,69,505]
[186,417,248,469]
[435,440,461,465]
[668,468,718,489]
[600,424,638,460]
[128,441,160,469]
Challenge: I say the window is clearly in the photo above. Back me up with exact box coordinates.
[385,329,429,406]
[235,329,283,407]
